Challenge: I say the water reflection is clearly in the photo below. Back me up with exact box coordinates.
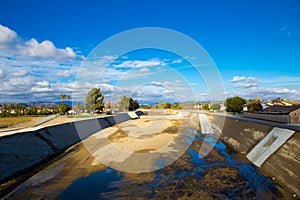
[57,129,281,199]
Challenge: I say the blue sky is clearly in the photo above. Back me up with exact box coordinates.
[0,0,299,103]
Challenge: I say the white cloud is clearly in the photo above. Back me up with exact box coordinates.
[0,24,17,43]
[57,70,72,77]
[163,81,172,86]
[139,67,150,73]
[248,87,299,97]
[31,86,53,92]
[234,83,258,88]
[0,69,6,79]
[150,81,162,86]
[246,77,259,83]
[163,89,172,94]
[36,81,50,87]
[172,59,182,64]
[226,86,300,100]
[12,69,28,77]
[31,81,52,92]
[101,55,116,60]
[22,38,77,60]
[0,24,82,61]
[114,59,164,69]
[230,76,260,88]
[184,56,196,60]
[229,76,246,82]
[175,79,182,83]
[150,81,173,86]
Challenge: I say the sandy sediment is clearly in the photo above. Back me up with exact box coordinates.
[3,111,199,199]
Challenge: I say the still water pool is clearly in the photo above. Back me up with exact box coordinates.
[57,129,281,199]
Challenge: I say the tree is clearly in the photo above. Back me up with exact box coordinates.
[225,96,246,113]
[118,95,139,111]
[1,104,8,117]
[202,103,210,110]
[27,106,38,115]
[158,102,171,109]
[118,95,129,111]
[211,103,221,110]
[129,98,139,111]
[247,102,263,113]
[85,88,104,113]
[73,103,84,114]
[105,99,113,109]
[67,95,71,101]
[58,104,71,115]
[170,103,181,110]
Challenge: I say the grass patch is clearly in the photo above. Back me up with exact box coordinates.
[0,116,40,128]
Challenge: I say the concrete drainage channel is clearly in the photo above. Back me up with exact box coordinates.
[1,111,299,199]
[0,111,142,194]
[207,113,300,198]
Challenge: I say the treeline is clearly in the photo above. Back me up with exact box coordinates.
[84,88,140,113]
[0,104,58,117]
[139,102,222,111]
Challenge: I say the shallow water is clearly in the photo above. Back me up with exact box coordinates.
[57,169,123,200]
[56,129,281,199]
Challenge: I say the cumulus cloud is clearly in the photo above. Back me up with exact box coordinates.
[230,75,260,88]
[229,76,246,82]
[0,24,17,43]
[22,39,77,60]
[0,24,82,61]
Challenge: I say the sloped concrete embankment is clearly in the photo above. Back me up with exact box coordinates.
[0,112,142,185]
[207,114,300,197]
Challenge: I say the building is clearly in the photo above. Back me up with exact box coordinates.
[243,105,300,124]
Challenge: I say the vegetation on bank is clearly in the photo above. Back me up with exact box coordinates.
[1,88,298,119]
[0,88,140,117]
[225,96,246,113]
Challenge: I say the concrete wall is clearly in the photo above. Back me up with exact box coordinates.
[243,112,290,123]
[0,112,139,184]
[290,109,300,124]
[208,114,300,196]
[34,115,56,126]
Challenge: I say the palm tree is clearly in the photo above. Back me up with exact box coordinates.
[67,95,71,101]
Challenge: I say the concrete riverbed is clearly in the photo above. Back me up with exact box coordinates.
[1,110,295,199]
